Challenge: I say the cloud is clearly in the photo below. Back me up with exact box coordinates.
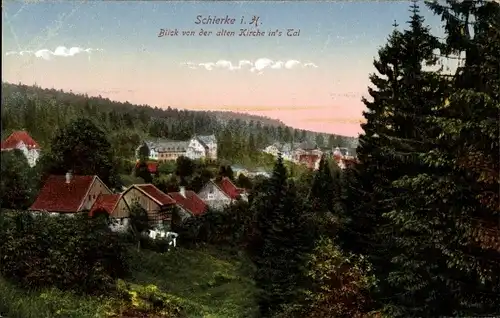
[181,58,318,73]
[5,46,104,60]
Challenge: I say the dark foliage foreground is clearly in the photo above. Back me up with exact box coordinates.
[0,211,129,294]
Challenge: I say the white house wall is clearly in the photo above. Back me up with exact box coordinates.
[198,182,231,211]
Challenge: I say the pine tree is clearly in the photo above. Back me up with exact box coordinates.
[383,1,500,315]
[250,154,316,317]
[310,154,335,212]
[340,1,447,312]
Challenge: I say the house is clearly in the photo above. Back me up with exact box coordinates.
[231,165,248,177]
[88,193,131,232]
[298,154,322,170]
[156,141,189,162]
[135,161,158,175]
[246,169,271,178]
[332,146,357,169]
[198,177,248,210]
[1,130,41,167]
[280,143,298,161]
[122,184,177,229]
[168,186,208,222]
[186,135,218,161]
[292,141,319,162]
[138,139,188,162]
[30,173,112,215]
[263,143,281,157]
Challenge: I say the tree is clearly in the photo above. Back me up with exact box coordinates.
[236,173,253,190]
[0,211,128,294]
[315,134,324,148]
[381,1,500,316]
[218,165,234,181]
[135,161,153,183]
[281,237,377,318]
[129,202,150,251]
[0,150,35,209]
[43,118,119,188]
[137,142,150,160]
[175,156,194,184]
[309,154,335,212]
[157,160,176,175]
[341,2,448,313]
[250,154,316,317]
[154,174,180,193]
[327,135,336,149]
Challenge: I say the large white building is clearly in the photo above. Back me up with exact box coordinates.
[137,134,218,162]
[186,134,218,161]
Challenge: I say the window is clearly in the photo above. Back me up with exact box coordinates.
[209,185,214,194]
[207,193,215,200]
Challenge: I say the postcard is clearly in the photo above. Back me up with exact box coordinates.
[2,1,498,317]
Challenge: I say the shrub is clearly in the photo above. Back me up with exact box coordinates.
[175,201,255,248]
[0,210,129,294]
[279,236,377,318]
[115,280,187,317]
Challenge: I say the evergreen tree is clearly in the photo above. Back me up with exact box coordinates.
[340,2,447,312]
[314,134,324,148]
[309,154,334,212]
[383,1,500,316]
[250,154,316,317]
[137,142,150,160]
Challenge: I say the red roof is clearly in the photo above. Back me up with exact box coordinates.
[1,130,40,150]
[89,194,121,217]
[30,175,96,213]
[136,184,176,206]
[168,190,207,216]
[216,177,245,200]
[342,157,359,168]
[299,154,321,169]
[135,161,158,174]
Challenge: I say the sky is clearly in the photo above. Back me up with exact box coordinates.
[2,1,449,137]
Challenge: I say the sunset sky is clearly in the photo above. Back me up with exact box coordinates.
[2,1,449,137]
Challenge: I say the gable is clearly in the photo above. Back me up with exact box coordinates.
[123,184,175,207]
[79,177,113,211]
[123,187,161,208]
[199,180,230,200]
[189,138,205,149]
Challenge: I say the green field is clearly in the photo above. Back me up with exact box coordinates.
[0,246,258,318]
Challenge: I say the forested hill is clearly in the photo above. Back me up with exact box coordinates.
[1,82,357,163]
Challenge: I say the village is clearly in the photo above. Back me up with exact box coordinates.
[0,129,357,243]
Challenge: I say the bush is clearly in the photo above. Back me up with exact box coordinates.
[280,236,377,318]
[175,201,255,248]
[0,211,129,294]
[115,280,187,317]
[0,276,113,318]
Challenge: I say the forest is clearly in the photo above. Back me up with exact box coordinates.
[0,81,357,168]
[0,1,499,318]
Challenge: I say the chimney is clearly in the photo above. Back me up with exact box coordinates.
[179,186,186,198]
[65,171,72,184]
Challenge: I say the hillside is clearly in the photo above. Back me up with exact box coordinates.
[1,82,357,155]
